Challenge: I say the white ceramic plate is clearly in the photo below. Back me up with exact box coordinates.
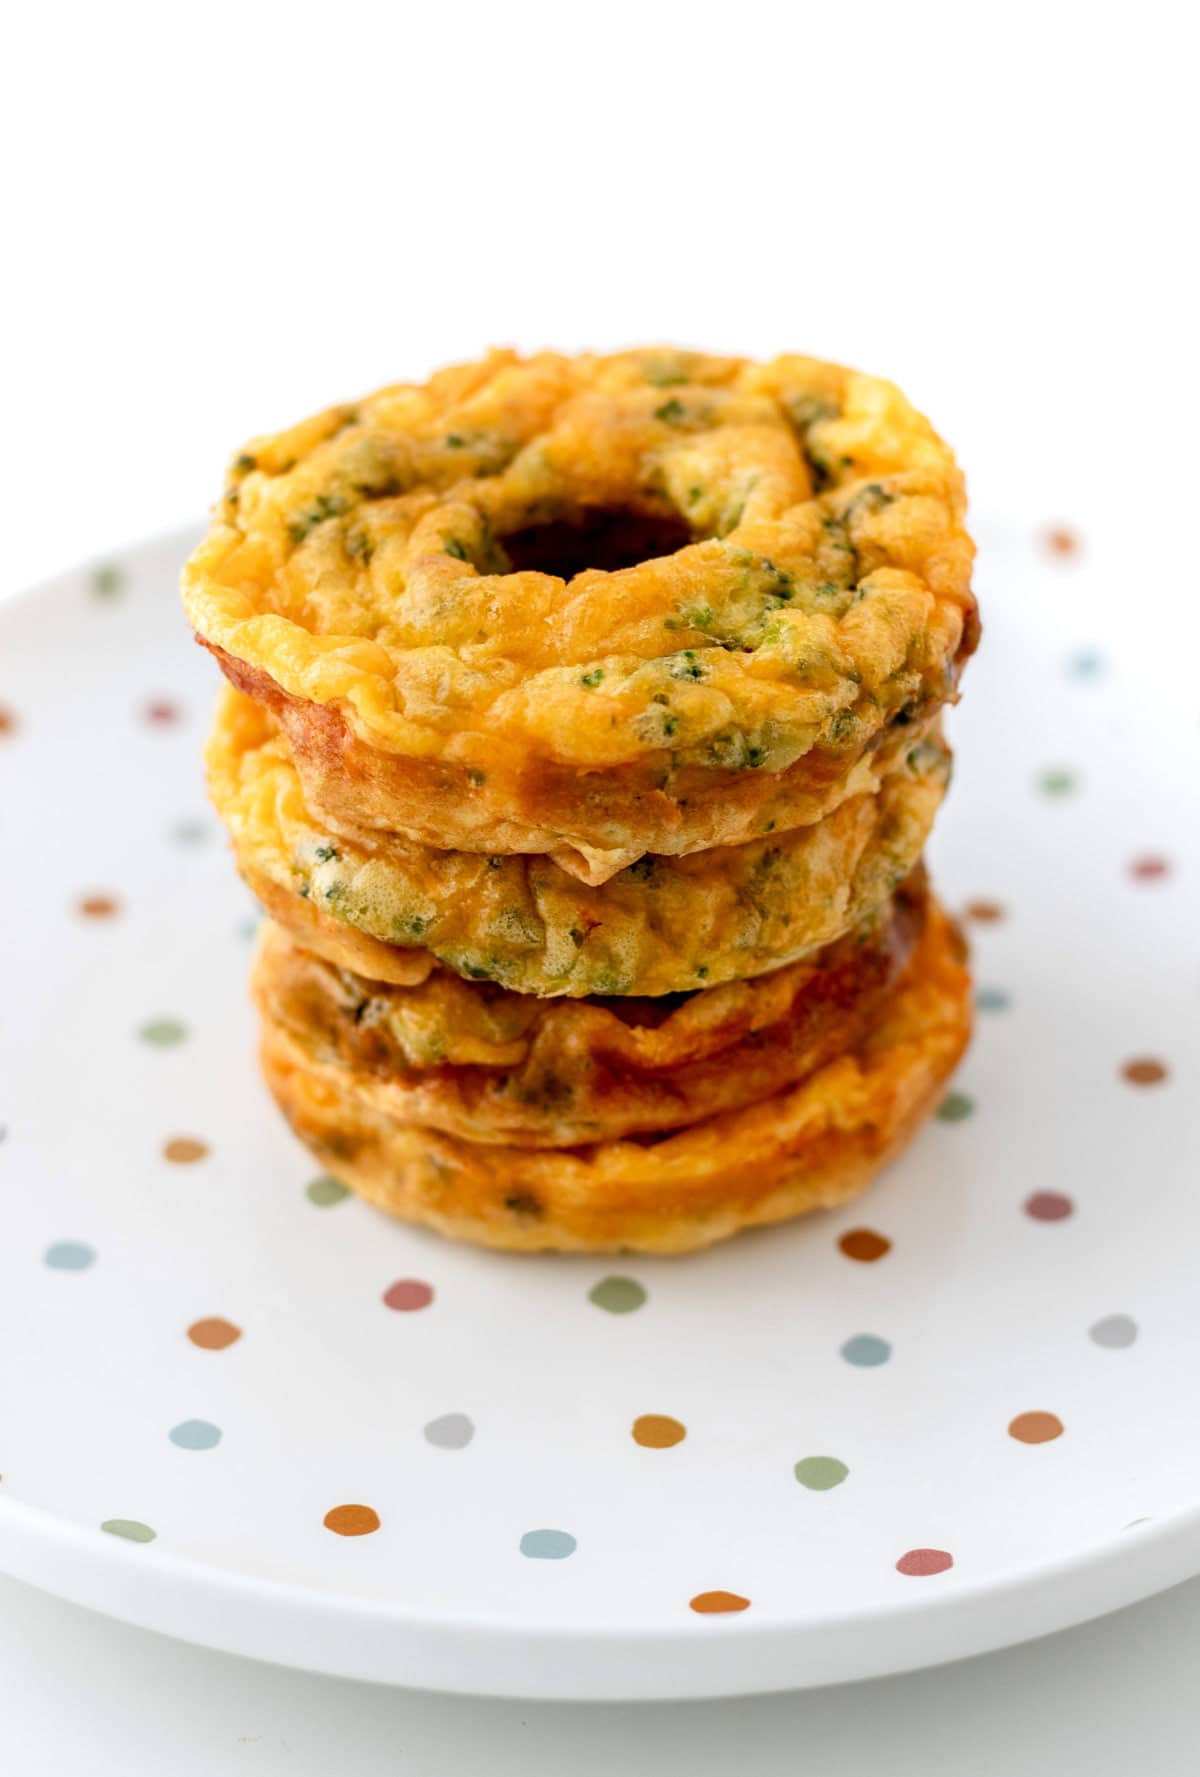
[1,519,1197,1699]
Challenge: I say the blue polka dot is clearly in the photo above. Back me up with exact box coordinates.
[45,1241,96,1271]
[1066,649,1105,680]
[976,986,1012,1013]
[840,1333,891,1368]
[169,1419,222,1451]
[519,1528,576,1560]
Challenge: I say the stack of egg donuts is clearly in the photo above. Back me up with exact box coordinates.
[183,347,978,1252]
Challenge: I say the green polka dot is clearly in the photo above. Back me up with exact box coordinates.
[840,1334,891,1367]
[101,1519,156,1543]
[589,1276,647,1314]
[794,1455,849,1491]
[1038,767,1078,797]
[937,1090,975,1123]
[91,563,126,601]
[306,1175,350,1207]
[138,1017,188,1047]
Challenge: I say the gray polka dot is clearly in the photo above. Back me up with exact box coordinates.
[169,817,212,846]
[424,1412,475,1450]
[1089,1314,1138,1350]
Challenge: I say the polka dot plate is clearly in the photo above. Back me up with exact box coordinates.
[0,521,1198,1699]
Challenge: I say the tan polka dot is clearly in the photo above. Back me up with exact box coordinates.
[632,1414,687,1449]
[965,899,1006,924]
[187,1317,241,1350]
[1044,525,1081,558]
[324,1503,380,1536]
[1008,1411,1064,1444]
[164,1137,209,1164]
[690,1590,750,1614]
[78,894,120,919]
[1122,1057,1168,1087]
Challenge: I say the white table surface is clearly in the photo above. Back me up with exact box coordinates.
[3,1570,1199,1774]
[4,1,1197,1767]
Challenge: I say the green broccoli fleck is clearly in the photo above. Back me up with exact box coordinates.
[665,603,713,631]
[287,493,349,545]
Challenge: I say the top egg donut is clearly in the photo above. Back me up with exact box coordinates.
[183,348,977,884]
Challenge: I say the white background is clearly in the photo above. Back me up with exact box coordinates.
[3,0,1196,588]
[3,0,1198,1769]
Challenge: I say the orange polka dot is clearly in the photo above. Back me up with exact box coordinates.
[187,1317,241,1350]
[164,1137,209,1164]
[1044,525,1081,558]
[690,1590,750,1614]
[324,1503,380,1536]
[1122,1057,1168,1086]
[78,894,120,919]
[632,1414,687,1449]
[1008,1411,1064,1444]
[0,707,17,737]
[838,1228,892,1263]
[965,899,1006,924]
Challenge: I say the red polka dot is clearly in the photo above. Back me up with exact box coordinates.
[383,1278,434,1312]
[1024,1191,1073,1222]
[964,898,1006,924]
[896,1548,954,1577]
[144,699,181,726]
[1130,856,1170,882]
[0,706,17,737]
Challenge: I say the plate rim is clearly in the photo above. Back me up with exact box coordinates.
[3,1488,1199,1697]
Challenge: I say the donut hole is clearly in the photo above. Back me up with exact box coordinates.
[592,990,698,1029]
[499,507,691,579]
